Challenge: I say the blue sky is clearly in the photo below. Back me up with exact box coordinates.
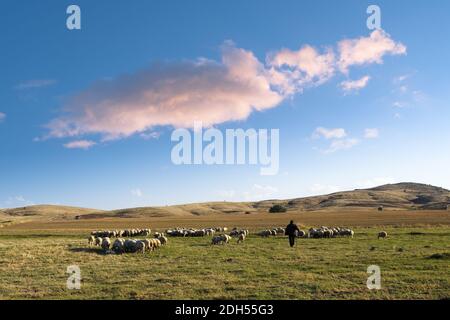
[1,0,449,209]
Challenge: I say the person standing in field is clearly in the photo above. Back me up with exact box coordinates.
[285,220,300,247]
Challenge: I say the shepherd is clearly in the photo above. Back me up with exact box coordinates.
[285,220,300,248]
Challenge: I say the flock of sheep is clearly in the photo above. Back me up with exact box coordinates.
[165,227,249,244]
[91,228,151,238]
[209,228,250,245]
[258,227,286,237]
[86,226,389,253]
[166,227,227,237]
[88,229,167,254]
[257,226,356,238]
[306,227,355,238]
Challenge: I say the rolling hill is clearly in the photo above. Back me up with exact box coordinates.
[1,183,449,223]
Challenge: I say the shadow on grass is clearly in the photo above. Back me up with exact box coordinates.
[0,234,81,239]
[428,252,450,260]
[190,242,214,247]
[68,247,106,255]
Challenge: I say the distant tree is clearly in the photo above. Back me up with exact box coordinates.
[269,204,287,213]
[378,206,384,212]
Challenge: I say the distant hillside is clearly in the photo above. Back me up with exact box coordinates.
[255,182,450,212]
[0,205,104,223]
[1,183,449,223]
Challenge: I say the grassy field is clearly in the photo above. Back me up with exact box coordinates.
[0,210,449,300]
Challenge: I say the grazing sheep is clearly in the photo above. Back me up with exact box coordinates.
[296,230,306,238]
[135,240,146,254]
[112,238,125,253]
[195,230,206,237]
[124,239,137,253]
[229,229,239,237]
[212,234,230,245]
[88,235,95,246]
[142,239,151,251]
[101,237,111,251]
[309,228,324,238]
[276,227,285,234]
[323,229,332,238]
[158,235,168,245]
[212,236,222,245]
[378,231,388,239]
[258,230,271,237]
[230,229,249,237]
[94,237,102,246]
[145,238,161,251]
[91,228,151,238]
[339,228,354,238]
[237,233,246,243]
[153,238,162,249]
[223,234,231,243]
[306,226,354,239]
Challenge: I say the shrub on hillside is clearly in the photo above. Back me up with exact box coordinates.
[269,204,287,213]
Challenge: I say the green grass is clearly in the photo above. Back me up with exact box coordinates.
[0,226,449,300]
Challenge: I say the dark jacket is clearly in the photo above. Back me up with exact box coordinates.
[285,223,300,236]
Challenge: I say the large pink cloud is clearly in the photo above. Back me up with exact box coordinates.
[46,31,406,144]
[47,42,283,141]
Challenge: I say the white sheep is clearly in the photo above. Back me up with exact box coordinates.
[135,240,146,253]
[211,236,220,245]
[158,235,168,245]
[296,230,306,238]
[112,238,124,253]
[101,237,111,251]
[94,237,102,246]
[378,231,388,239]
[124,239,137,253]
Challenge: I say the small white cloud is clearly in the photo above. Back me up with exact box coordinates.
[393,74,409,83]
[399,85,408,94]
[393,101,407,108]
[4,195,34,207]
[340,75,370,93]
[63,140,96,150]
[131,188,143,197]
[364,128,379,139]
[0,112,5,122]
[15,79,56,90]
[412,90,426,102]
[313,127,347,140]
[140,131,161,140]
[323,138,359,154]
